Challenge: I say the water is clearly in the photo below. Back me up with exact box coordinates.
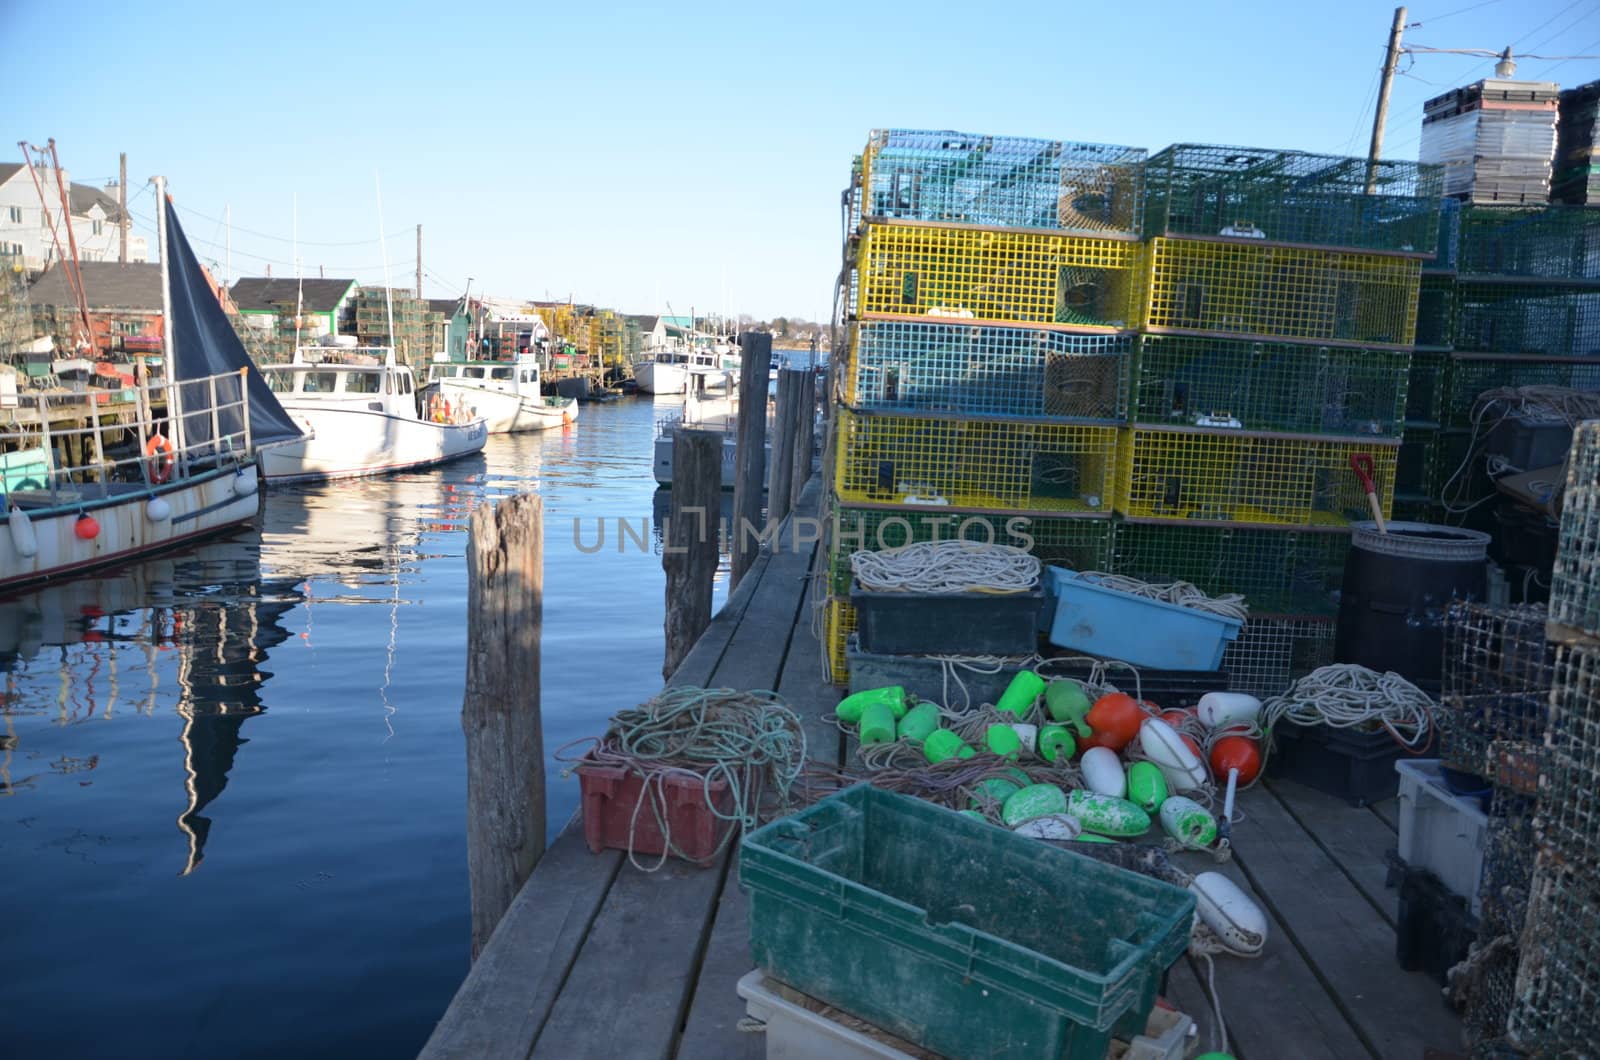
[0,396,729,1059]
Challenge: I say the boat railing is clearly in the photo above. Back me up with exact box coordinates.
[2,368,256,513]
[292,346,393,367]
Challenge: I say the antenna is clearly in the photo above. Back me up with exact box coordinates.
[294,192,303,355]
[375,172,396,367]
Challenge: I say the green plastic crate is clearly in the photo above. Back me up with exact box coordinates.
[740,785,1195,1060]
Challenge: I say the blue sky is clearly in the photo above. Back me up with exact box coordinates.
[9,0,1599,320]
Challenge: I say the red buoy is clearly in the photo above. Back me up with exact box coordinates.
[74,515,100,540]
[1210,735,1263,786]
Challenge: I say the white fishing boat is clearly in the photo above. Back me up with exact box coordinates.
[634,341,739,395]
[422,353,577,434]
[0,182,306,592]
[651,393,770,488]
[257,346,487,484]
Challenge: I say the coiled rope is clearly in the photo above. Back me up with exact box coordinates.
[558,687,807,872]
[1074,571,1249,621]
[850,539,1040,594]
[1260,663,1437,751]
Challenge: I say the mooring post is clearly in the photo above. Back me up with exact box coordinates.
[768,370,798,527]
[790,368,815,508]
[731,331,773,589]
[462,492,545,961]
[663,428,722,679]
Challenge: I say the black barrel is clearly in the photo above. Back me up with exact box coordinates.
[1335,522,1491,690]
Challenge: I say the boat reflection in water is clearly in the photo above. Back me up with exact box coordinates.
[0,528,302,874]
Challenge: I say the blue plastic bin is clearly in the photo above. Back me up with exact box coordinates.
[1045,567,1242,670]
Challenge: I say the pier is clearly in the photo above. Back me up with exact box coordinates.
[421,475,1465,1060]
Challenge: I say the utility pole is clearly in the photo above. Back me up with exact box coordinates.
[118,152,128,263]
[1366,6,1408,193]
[416,224,422,300]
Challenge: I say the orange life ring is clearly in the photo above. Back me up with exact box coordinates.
[145,433,175,484]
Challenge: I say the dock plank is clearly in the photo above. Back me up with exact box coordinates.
[1266,778,1399,924]
[1370,796,1401,833]
[533,851,731,1059]
[419,821,622,1060]
[1228,788,1462,1057]
[673,871,764,1060]
[1169,848,1368,1060]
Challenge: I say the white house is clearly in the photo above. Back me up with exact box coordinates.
[0,162,149,273]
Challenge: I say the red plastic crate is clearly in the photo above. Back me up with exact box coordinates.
[577,760,736,867]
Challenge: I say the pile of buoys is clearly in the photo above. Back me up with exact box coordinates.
[834,674,1268,853]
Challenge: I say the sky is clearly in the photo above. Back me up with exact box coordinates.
[8,0,1600,321]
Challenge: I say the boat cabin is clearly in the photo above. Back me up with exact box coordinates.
[262,355,419,419]
[428,355,541,398]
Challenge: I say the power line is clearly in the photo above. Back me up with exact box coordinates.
[1535,33,1600,76]
[1414,0,1505,24]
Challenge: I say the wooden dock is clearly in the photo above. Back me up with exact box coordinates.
[421,477,1467,1060]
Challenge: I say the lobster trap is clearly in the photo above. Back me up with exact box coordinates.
[1406,348,1450,425]
[1455,204,1600,281]
[853,222,1143,328]
[1551,422,1600,641]
[1142,237,1421,346]
[1129,334,1410,437]
[1415,273,1456,349]
[1112,426,1397,528]
[1141,143,1443,254]
[1535,642,1600,868]
[858,129,1147,235]
[1452,282,1600,357]
[832,408,1119,514]
[1464,790,1540,1052]
[1440,353,1600,430]
[842,319,1129,421]
[1220,614,1337,698]
[824,504,1114,596]
[1107,520,1348,615]
[1438,602,1556,784]
[1505,854,1600,1054]
[822,597,858,683]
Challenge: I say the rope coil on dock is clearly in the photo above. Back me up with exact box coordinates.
[560,687,807,872]
[850,539,1041,594]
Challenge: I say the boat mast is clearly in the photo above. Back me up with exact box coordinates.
[154,175,188,473]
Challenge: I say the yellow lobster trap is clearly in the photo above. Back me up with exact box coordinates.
[833,408,1119,513]
[854,221,1143,328]
[1112,426,1399,528]
[822,597,858,683]
[1142,237,1421,346]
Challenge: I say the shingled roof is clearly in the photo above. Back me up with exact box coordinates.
[30,261,162,310]
[230,277,356,314]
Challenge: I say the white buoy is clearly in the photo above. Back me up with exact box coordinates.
[1139,718,1208,792]
[1081,747,1128,798]
[1012,814,1082,840]
[1190,871,1269,954]
[8,505,38,558]
[232,470,259,497]
[1198,691,1262,729]
[1008,723,1038,754]
[146,497,172,523]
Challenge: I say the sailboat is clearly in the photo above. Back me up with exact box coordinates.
[0,185,306,591]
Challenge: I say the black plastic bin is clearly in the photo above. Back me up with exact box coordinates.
[1388,852,1477,987]
[849,583,1045,656]
[1266,720,1408,806]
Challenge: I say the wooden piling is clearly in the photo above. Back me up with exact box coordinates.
[731,331,773,590]
[768,370,798,527]
[790,368,815,508]
[663,428,722,680]
[462,492,545,961]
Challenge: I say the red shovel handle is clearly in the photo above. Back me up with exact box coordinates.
[1349,453,1377,495]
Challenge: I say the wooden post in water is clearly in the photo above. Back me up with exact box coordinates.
[462,492,545,961]
[768,370,798,527]
[731,331,773,590]
[790,368,815,508]
[663,428,722,680]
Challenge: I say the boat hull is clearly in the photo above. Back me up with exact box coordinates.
[0,464,262,592]
[652,435,770,488]
[261,406,488,484]
[439,383,578,434]
[635,362,688,395]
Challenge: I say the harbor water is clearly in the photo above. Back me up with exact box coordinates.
[0,396,730,1058]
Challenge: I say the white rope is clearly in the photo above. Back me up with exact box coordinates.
[1075,571,1249,621]
[850,539,1040,594]
[1260,663,1437,750]
[1441,385,1600,516]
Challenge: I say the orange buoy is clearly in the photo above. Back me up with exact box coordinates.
[74,514,100,540]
